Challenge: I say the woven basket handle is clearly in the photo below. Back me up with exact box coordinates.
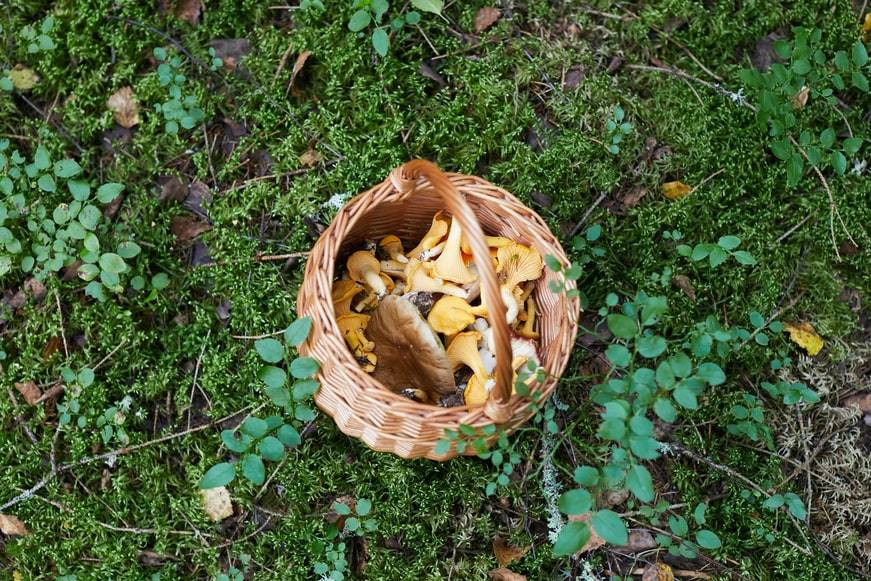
[392,160,514,423]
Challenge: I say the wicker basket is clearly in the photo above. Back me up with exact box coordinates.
[297,160,580,460]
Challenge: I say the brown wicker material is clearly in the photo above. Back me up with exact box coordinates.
[297,160,580,460]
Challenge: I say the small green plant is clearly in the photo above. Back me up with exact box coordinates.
[153,47,206,135]
[0,141,133,300]
[300,0,325,9]
[57,366,95,428]
[738,28,867,186]
[92,396,133,446]
[199,317,317,488]
[313,498,377,580]
[677,235,756,268]
[762,491,807,520]
[727,393,772,446]
[215,553,249,581]
[21,15,56,53]
[604,105,632,154]
[652,504,722,558]
[347,0,439,57]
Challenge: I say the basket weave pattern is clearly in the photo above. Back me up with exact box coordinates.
[297,161,580,460]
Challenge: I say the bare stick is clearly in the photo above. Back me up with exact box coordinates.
[776,215,813,243]
[55,289,69,358]
[569,192,607,237]
[187,330,212,430]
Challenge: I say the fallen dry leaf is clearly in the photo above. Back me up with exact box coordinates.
[199,486,233,522]
[171,215,211,242]
[672,274,697,302]
[175,0,203,24]
[662,181,692,201]
[622,529,658,552]
[14,381,42,406]
[783,322,824,356]
[289,50,312,96]
[568,512,606,554]
[488,567,526,581]
[208,38,251,71]
[474,7,501,33]
[23,277,47,301]
[158,176,188,203]
[842,392,871,414]
[42,336,63,361]
[642,562,674,581]
[492,536,530,567]
[9,65,38,90]
[299,148,323,167]
[0,514,30,536]
[107,86,140,128]
[791,85,809,109]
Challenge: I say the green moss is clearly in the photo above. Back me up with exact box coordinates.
[0,0,868,579]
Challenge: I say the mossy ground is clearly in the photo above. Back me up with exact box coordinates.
[1,1,869,579]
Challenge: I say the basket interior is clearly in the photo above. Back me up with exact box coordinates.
[333,185,570,404]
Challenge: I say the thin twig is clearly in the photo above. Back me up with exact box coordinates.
[738,291,805,349]
[16,93,84,154]
[0,407,251,512]
[32,339,129,404]
[55,289,69,358]
[187,330,212,430]
[569,192,607,237]
[776,215,813,243]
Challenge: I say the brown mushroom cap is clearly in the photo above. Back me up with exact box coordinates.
[367,295,456,396]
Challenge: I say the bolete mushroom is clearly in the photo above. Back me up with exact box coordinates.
[407,211,450,260]
[404,259,468,298]
[433,216,477,284]
[332,279,363,316]
[337,313,377,372]
[367,295,456,396]
[427,295,488,336]
[347,251,387,298]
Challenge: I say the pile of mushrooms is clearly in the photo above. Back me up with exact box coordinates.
[331,211,543,408]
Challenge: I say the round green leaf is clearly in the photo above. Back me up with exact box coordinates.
[83,232,100,253]
[605,344,631,368]
[54,159,81,178]
[626,464,654,502]
[199,462,236,489]
[653,397,677,422]
[697,362,726,385]
[558,488,592,516]
[116,241,141,258]
[265,385,289,407]
[372,28,389,56]
[673,384,698,409]
[284,317,312,346]
[259,365,287,388]
[255,338,284,363]
[151,272,170,290]
[37,174,56,192]
[77,367,95,387]
[348,9,371,31]
[696,530,721,549]
[241,454,265,485]
[79,205,101,230]
[221,430,252,453]
[591,510,628,545]
[277,424,301,448]
[637,335,666,358]
[241,416,269,438]
[290,356,319,378]
[852,41,869,67]
[717,235,741,250]
[553,520,590,556]
[258,436,285,462]
[99,252,126,274]
[607,314,636,339]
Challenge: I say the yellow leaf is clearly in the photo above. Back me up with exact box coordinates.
[662,181,692,200]
[783,322,824,356]
[9,65,38,91]
[13,572,22,581]
[864,13,871,40]
[642,562,674,581]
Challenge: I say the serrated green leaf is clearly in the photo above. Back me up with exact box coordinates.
[255,338,284,363]
[591,510,628,545]
[277,424,301,448]
[284,317,312,346]
[553,521,590,556]
[411,0,443,14]
[558,488,592,515]
[241,416,269,438]
[241,454,265,485]
[258,436,285,461]
[290,356,320,378]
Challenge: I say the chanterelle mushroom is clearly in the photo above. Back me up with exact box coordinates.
[433,216,477,284]
[337,313,376,372]
[427,296,488,336]
[347,251,387,297]
[404,259,468,298]
[379,235,408,264]
[460,235,514,255]
[367,295,456,396]
[464,374,489,407]
[446,331,489,383]
[516,297,540,339]
[407,211,450,260]
[495,242,543,324]
[332,279,363,316]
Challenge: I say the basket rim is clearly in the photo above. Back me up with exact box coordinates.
[308,169,578,422]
